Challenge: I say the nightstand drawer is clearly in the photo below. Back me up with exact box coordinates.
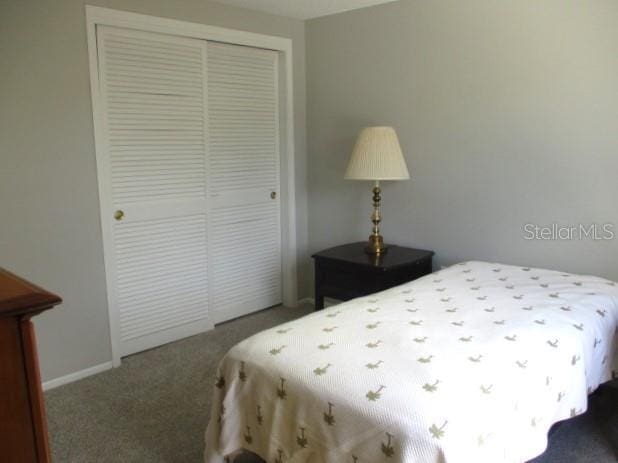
[312,243,434,310]
[315,260,379,298]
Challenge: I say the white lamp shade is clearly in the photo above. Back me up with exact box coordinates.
[344,126,410,181]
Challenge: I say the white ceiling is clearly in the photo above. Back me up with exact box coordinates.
[212,0,399,20]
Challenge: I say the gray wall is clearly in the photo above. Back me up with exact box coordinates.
[0,0,307,382]
[3,0,617,383]
[306,0,618,292]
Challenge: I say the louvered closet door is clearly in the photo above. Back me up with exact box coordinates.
[206,42,282,324]
[97,26,212,356]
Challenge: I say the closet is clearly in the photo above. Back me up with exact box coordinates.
[94,25,282,357]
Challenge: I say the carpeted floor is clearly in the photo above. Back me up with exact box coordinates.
[46,304,312,462]
[46,304,618,463]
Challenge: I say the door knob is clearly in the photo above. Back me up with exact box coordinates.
[114,210,124,221]
[270,191,277,199]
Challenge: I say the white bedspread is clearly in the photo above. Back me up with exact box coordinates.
[205,261,618,463]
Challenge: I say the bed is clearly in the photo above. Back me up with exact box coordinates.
[204,261,618,463]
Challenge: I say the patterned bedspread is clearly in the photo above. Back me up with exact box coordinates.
[205,261,618,463]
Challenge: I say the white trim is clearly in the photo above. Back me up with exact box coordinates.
[42,362,113,391]
[280,34,298,309]
[86,6,293,51]
[85,5,298,367]
[297,297,337,308]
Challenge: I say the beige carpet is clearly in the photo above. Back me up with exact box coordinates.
[45,303,617,462]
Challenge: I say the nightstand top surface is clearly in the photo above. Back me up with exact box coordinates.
[312,242,434,271]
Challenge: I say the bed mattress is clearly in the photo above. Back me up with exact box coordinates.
[205,261,618,463]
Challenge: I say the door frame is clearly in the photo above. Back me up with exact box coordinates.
[86,5,298,367]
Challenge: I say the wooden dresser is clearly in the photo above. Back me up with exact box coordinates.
[0,268,61,463]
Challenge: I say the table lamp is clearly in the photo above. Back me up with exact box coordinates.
[344,126,410,255]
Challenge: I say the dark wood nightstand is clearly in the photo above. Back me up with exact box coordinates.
[311,242,434,310]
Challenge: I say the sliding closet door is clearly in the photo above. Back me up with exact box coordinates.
[206,42,282,324]
[96,26,212,356]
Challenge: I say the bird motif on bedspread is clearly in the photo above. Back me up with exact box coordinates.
[205,261,618,463]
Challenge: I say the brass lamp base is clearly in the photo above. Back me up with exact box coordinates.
[364,181,388,255]
[365,234,387,255]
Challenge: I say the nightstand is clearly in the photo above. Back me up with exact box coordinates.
[311,242,434,310]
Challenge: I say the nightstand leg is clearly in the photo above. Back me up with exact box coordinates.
[315,293,324,311]
[313,261,324,310]
[314,267,324,311]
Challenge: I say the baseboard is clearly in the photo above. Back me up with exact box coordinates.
[297,297,315,306]
[42,361,113,391]
[296,297,337,308]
